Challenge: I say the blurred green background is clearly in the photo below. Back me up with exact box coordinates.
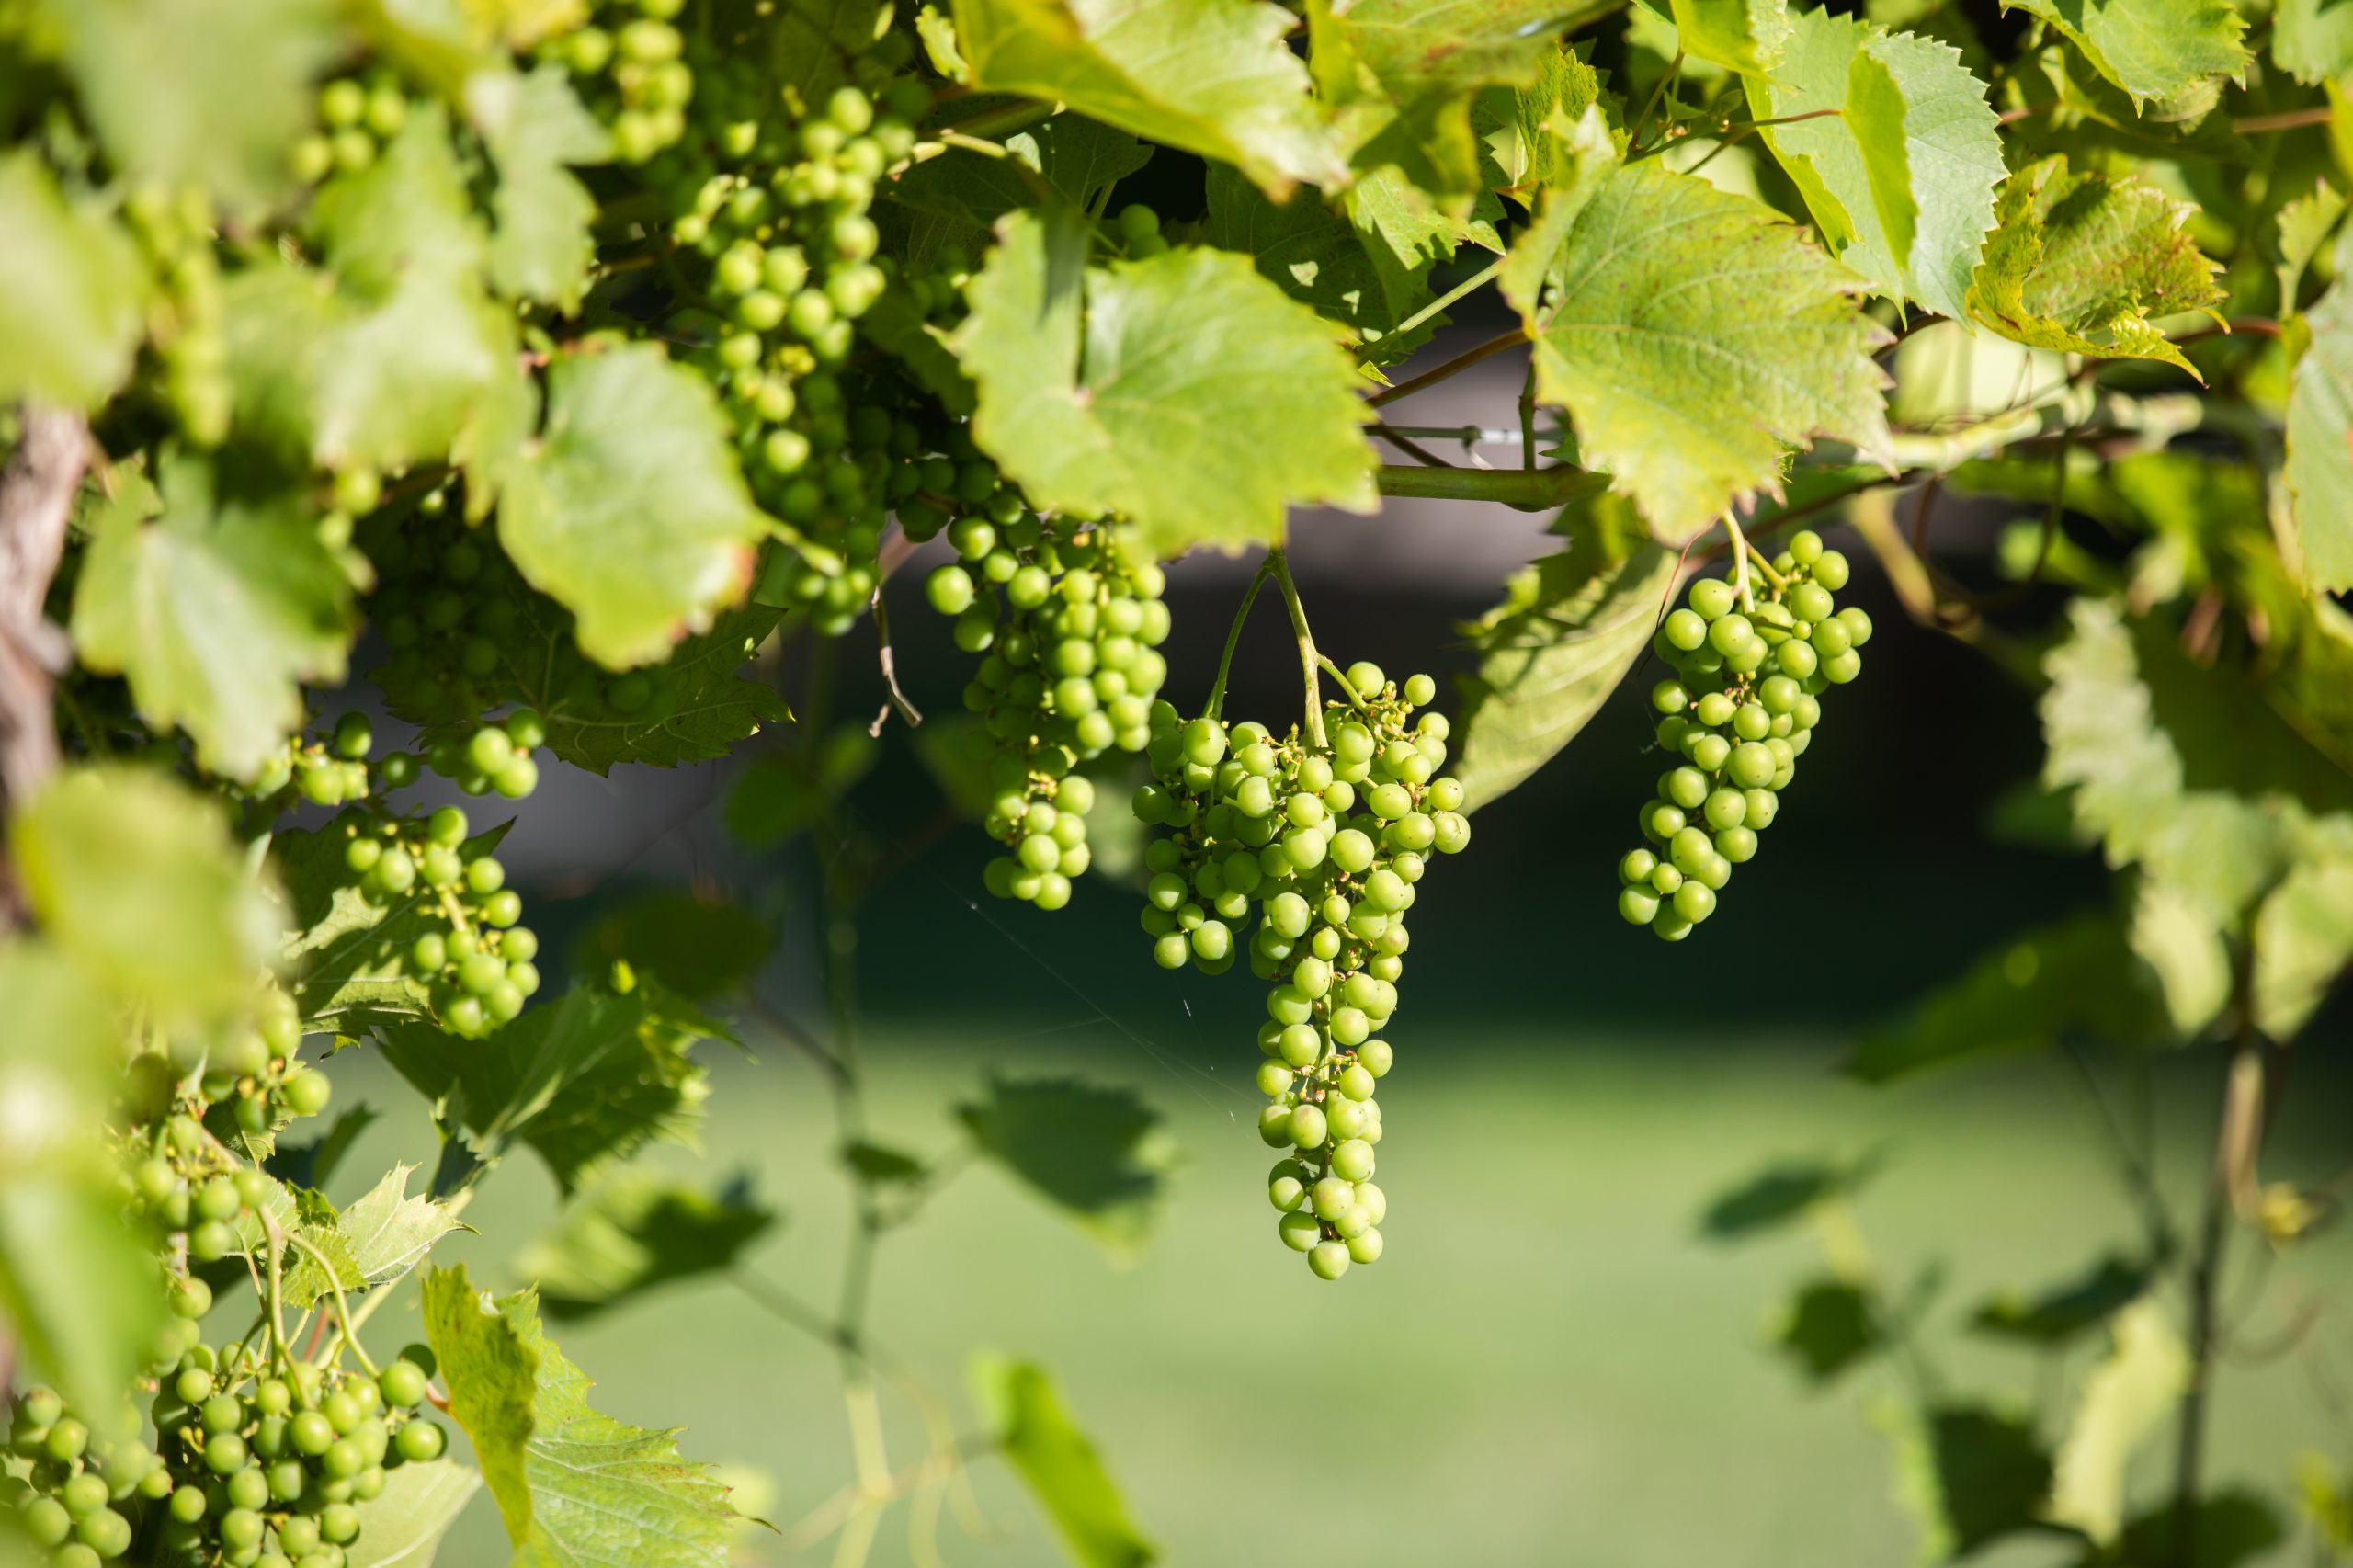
[315,522,2353,1565]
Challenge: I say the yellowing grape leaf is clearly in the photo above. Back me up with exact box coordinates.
[1744,12,2005,324]
[951,0,1343,198]
[1965,156,2223,377]
[1503,160,1893,543]
[956,209,1377,559]
[72,457,354,782]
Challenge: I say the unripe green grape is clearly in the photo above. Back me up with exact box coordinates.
[1813,549,1851,590]
[1663,608,1709,650]
[1278,1210,1320,1252]
[1309,1239,1352,1279]
[1288,1102,1328,1150]
[1346,1227,1384,1265]
[1619,885,1660,924]
[1688,579,1737,619]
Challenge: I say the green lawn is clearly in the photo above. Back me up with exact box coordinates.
[331,1029,2350,1568]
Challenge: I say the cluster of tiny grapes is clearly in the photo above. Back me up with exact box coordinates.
[1131,667,1470,1279]
[290,71,413,184]
[551,0,698,165]
[1617,529,1870,939]
[119,187,228,445]
[924,513,1172,909]
[6,1349,448,1568]
[333,794,541,1037]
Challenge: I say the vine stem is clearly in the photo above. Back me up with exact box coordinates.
[1316,657,1372,713]
[1367,326,1525,409]
[1205,562,1276,721]
[1381,259,1504,349]
[0,405,88,916]
[1267,550,1325,748]
[286,1232,378,1376]
[1722,513,1757,613]
[259,1210,295,1375]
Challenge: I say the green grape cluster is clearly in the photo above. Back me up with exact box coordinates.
[1616,528,1871,939]
[926,515,1171,909]
[119,186,228,445]
[290,70,414,184]
[1131,665,1471,1279]
[5,1345,449,1568]
[332,800,540,1038]
[550,0,697,165]
[117,985,330,1205]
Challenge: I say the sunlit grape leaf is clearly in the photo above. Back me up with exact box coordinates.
[1965,157,2223,377]
[2004,0,2246,107]
[1743,12,2004,324]
[2252,844,2353,1039]
[2127,874,2231,1036]
[224,108,519,475]
[1503,159,1893,543]
[516,1172,776,1321]
[71,456,355,782]
[380,981,715,1194]
[1473,42,1612,206]
[1452,540,1679,812]
[1306,0,1599,199]
[972,1355,1157,1568]
[13,767,280,1025]
[2041,598,2353,916]
[2276,186,2346,312]
[2275,0,2353,82]
[425,1267,736,1567]
[1873,1403,2052,1560]
[0,943,164,1419]
[956,209,1377,559]
[1200,165,1435,364]
[285,1163,467,1309]
[2097,1491,2283,1568]
[1850,911,2171,1081]
[578,892,774,1001]
[2048,1300,2189,1545]
[345,1459,483,1568]
[494,346,770,669]
[1972,1254,2153,1344]
[2286,256,2353,595]
[959,1076,1176,1263]
[42,0,340,215]
[0,153,149,410]
[1773,1278,1883,1381]
[888,111,1153,230]
[278,822,514,1029]
[1347,165,1506,277]
[474,66,613,312]
[1699,1152,1881,1239]
[951,0,1343,198]
[1670,0,1793,74]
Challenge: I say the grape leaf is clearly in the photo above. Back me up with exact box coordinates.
[1773,1278,1883,1382]
[1964,156,2224,377]
[577,892,774,1001]
[727,0,889,109]
[2096,1492,2283,1568]
[972,1355,1157,1568]
[1973,1255,2154,1344]
[284,1163,467,1310]
[0,944,165,1420]
[1743,12,2005,324]
[492,345,771,669]
[2049,1301,2190,1545]
[379,980,716,1194]
[1306,0,1600,200]
[950,0,1344,198]
[345,1459,483,1568]
[0,153,149,410]
[958,1076,1176,1263]
[1670,0,1793,74]
[955,208,1378,559]
[424,1267,736,1568]
[1200,165,1436,365]
[2275,0,2353,83]
[1698,1152,1882,1239]
[2252,844,2353,1039]
[41,0,340,216]
[13,767,281,1026]
[1452,540,1679,812]
[515,1172,776,1321]
[1849,911,2172,1082]
[71,456,355,783]
[475,66,613,312]
[223,108,520,475]
[2286,251,2353,595]
[887,111,1152,231]
[1503,158,1893,543]
[1347,165,1505,277]
[1473,42,1613,207]
[2004,0,2247,108]
[278,822,514,1030]
[1876,1403,2053,1560]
